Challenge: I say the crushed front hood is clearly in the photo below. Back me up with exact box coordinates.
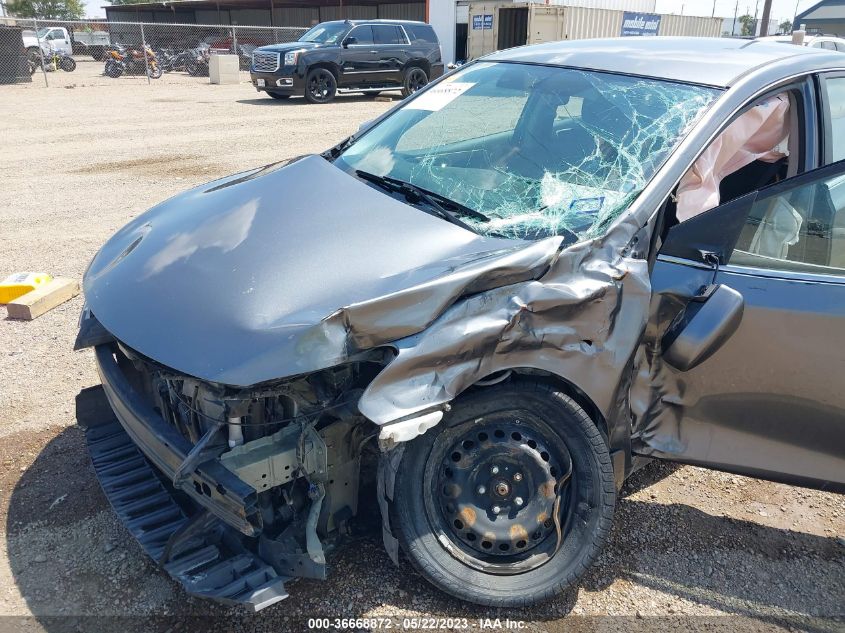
[84,155,559,386]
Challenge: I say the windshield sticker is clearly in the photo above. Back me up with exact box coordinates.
[404,82,475,112]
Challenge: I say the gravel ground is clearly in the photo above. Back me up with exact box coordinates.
[0,78,843,633]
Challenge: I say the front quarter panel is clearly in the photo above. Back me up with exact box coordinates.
[358,226,653,460]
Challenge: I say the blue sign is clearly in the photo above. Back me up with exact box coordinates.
[621,12,661,36]
[472,14,493,30]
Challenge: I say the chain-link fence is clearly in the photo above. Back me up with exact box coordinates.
[0,17,307,87]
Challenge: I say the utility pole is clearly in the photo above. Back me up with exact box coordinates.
[759,0,773,36]
[732,0,739,35]
[712,0,717,17]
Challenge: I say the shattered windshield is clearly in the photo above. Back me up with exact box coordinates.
[336,62,720,241]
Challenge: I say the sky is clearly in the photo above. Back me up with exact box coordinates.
[84,0,822,25]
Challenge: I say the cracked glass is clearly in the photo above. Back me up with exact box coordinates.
[336,61,720,242]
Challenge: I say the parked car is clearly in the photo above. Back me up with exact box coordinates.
[760,33,845,51]
[76,37,845,611]
[249,19,443,103]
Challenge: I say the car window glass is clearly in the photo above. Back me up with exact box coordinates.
[373,25,404,45]
[729,163,845,274]
[299,22,349,44]
[822,41,837,50]
[837,42,845,52]
[338,62,720,242]
[396,82,530,152]
[812,41,824,48]
[823,77,845,164]
[406,25,436,43]
[347,25,374,45]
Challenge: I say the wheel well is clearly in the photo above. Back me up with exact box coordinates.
[472,368,610,443]
[403,59,430,76]
[307,62,339,80]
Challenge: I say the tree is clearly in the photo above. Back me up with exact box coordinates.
[738,14,755,36]
[778,20,793,34]
[6,0,84,19]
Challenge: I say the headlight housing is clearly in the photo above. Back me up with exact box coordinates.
[283,50,299,66]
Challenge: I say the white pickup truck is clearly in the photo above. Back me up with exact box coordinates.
[23,26,111,60]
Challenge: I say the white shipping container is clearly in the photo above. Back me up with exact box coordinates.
[467,2,725,60]
[535,0,655,11]
[660,13,723,38]
[561,6,621,40]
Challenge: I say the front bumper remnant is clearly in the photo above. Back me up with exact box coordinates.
[94,345,261,535]
[81,388,290,611]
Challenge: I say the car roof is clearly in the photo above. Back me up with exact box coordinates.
[486,36,844,87]
[760,34,845,43]
[322,19,426,26]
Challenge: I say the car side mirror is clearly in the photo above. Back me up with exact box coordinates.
[357,119,373,133]
[662,284,744,371]
[343,36,357,47]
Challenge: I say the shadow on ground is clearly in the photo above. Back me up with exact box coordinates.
[4,401,843,633]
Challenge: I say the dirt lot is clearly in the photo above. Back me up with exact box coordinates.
[0,77,843,633]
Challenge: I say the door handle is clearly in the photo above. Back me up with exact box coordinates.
[370,50,378,54]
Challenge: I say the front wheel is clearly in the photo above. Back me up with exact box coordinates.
[60,57,76,72]
[104,60,123,78]
[391,380,616,607]
[401,66,428,97]
[147,63,162,79]
[304,67,337,104]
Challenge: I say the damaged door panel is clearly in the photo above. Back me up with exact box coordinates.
[75,38,845,611]
[635,159,845,490]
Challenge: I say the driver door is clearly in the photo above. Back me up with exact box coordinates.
[339,25,379,86]
[642,159,845,491]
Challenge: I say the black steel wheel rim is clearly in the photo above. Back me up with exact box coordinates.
[309,70,333,101]
[424,411,574,574]
[408,68,427,92]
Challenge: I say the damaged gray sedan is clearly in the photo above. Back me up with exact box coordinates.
[76,37,845,609]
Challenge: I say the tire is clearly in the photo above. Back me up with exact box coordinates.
[304,67,337,104]
[401,66,428,98]
[391,380,616,607]
[147,63,162,79]
[60,57,76,72]
[267,92,290,100]
[104,60,123,78]
[187,61,202,76]
[90,46,105,61]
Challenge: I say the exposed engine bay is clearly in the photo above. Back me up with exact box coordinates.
[114,341,390,582]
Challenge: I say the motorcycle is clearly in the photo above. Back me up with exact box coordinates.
[28,44,76,73]
[185,45,210,77]
[103,43,162,79]
[157,47,197,74]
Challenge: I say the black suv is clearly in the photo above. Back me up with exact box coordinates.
[250,19,443,103]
